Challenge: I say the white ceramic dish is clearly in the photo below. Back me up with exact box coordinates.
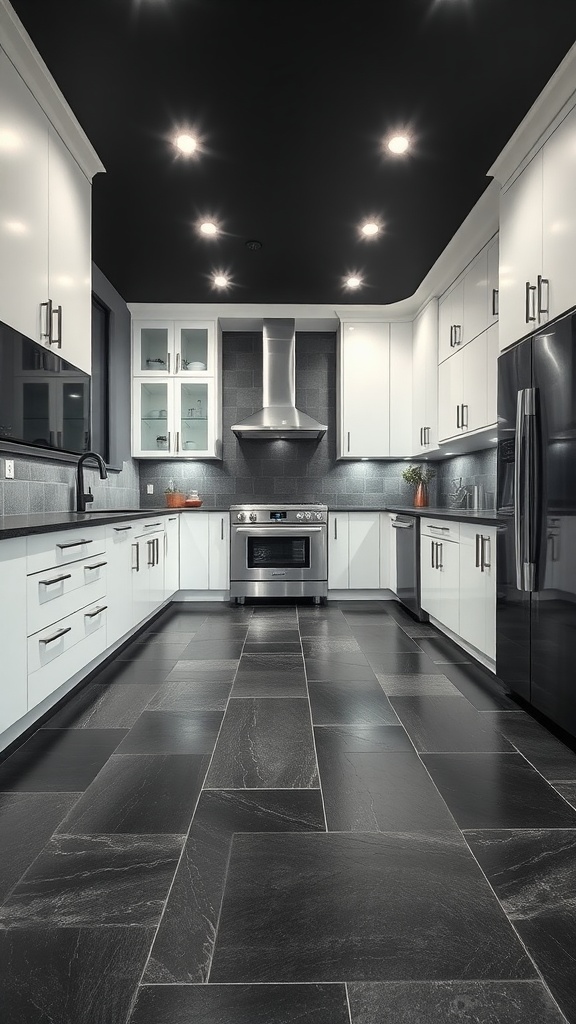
[188,361,206,370]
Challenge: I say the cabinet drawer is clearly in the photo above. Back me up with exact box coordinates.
[27,558,107,636]
[27,527,106,575]
[27,601,108,704]
[134,519,166,538]
[420,519,460,543]
[26,602,108,684]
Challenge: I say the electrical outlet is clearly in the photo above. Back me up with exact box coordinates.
[5,459,14,479]
[146,483,154,494]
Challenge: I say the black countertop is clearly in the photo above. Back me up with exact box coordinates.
[0,504,500,541]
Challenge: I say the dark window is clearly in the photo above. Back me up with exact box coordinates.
[91,296,110,462]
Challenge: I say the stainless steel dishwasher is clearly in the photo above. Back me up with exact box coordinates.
[391,514,426,620]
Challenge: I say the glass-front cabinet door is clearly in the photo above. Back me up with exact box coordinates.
[133,321,173,374]
[134,380,171,456]
[174,379,214,455]
[176,322,213,374]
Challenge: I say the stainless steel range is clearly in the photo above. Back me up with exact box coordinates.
[230,503,328,603]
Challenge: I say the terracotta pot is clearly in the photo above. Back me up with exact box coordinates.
[165,491,185,508]
[413,481,428,508]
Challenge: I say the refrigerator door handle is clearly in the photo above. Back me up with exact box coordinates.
[514,389,526,590]
[515,388,538,592]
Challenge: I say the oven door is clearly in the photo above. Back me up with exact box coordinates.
[231,526,327,582]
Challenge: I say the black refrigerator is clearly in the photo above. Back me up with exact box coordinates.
[497,308,576,738]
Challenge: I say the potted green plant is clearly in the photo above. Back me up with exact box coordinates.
[401,464,436,507]
[164,481,185,508]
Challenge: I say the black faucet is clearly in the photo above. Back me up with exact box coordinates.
[76,451,108,513]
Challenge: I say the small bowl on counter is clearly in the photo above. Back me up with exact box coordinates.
[184,497,203,507]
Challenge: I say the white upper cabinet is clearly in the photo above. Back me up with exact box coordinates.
[389,321,413,458]
[412,299,439,455]
[338,321,390,458]
[0,48,48,345]
[438,330,494,442]
[499,101,576,351]
[487,235,499,327]
[132,320,215,375]
[439,237,499,364]
[438,278,464,363]
[463,247,488,346]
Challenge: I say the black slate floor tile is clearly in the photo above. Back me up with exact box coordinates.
[309,679,399,726]
[317,750,458,832]
[145,789,325,983]
[362,633,423,655]
[495,712,576,781]
[91,659,175,686]
[134,631,198,647]
[314,724,413,753]
[390,696,514,752]
[178,639,245,660]
[232,654,307,697]
[0,925,153,1024]
[441,662,518,711]
[399,623,438,637]
[243,641,303,655]
[59,753,209,834]
[114,710,223,755]
[165,659,239,683]
[466,829,576,1024]
[205,698,319,788]
[376,673,463,696]
[189,623,249,642]
[0,793,80,904]
[552,781,576,809]
[0,729,127,792]
[347,981,566,1024]
[304,658,377,683]
[246,626,301,642]
[131,983,350,1024]
[146,678,232,712]
[112,648,181,673]
[209,832,535,982]
[361,651,443,675]
[302,638,370,664]
[0,833,183,927]
[42,682,161,729]
[298,620,355,639]
[414,636,472,663]
[423,753,576,829]
[125,637,190,657]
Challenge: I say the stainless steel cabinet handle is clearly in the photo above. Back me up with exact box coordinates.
[51,304,62,348]
[429,525,449,533]
[113,525,133,532]
[143,522,162,528]
[85,605,107,618]
[537,275,549,319]
[431,539,435,568]
[167,352,171,373]
[391,520,414,529]
[436,542,443,569]
[155,536,160,564]
[334,517,338,540]
[492,288,499,316]
[57,539,92,549]
[449,325,454,348]
[168,517,177,521]
[132,542,140,571]
[525,282,537,323]
[39,573,72,587]
[453,325,462,346]
[40,299,53,340]
[475,533,481,568]
[84,561,107,570]
[147,539,155,566]
[175,352,180,374]
[168,431,171,452]
[456,405,461,429]
[221,517,224,540]
[40,626,71,645]
[461,404,468,428]
[176,431,180,452]
[420,427,423,446]
[347,432,351,453]
[481,535,491,571]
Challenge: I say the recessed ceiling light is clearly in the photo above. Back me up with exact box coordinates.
[174,133,197,155]
[387,134,410,155]
[213,273,229,288]
[245,239,263,250]
[361,222,379,237]
[199,221,218,236]
[345,276,362,289]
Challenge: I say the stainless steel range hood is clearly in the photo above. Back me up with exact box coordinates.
[231,318,327,440]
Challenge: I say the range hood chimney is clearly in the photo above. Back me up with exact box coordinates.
[231,318,327,440]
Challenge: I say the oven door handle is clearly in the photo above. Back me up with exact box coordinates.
[233,526,324,536]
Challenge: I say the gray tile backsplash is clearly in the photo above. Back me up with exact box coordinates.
[436,448,497,509]
[0,455,139,516]
[137,332,497,510]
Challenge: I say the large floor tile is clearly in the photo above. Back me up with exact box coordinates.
[552,781,576,809]
[58,753,209,834]
[131,983,349,1024]
[209,832,535,982]
[189,623,249,642]
[205,699,318,788]
[243,641,303,654]
[309,679,399,726]
[0,833,183,927]
[314,724,413,753]
[399,623,438,638]
[302,638,371,664]
[414,636,472,663]
[145,678,232,712]
[298,619,355,639]
[423,752,576,829]
[0,925,153,1024]
[467,829,576,1024]
[361,633,423,656]
[165,659,239,683]
[0,729,127,792]
[361,651,443,675]
[232,654,307,697]
[178,639,245,660]
[145,789,325,983]
[112,647,181,672]
[347,981,565,1024]
[91,659,175,686]
[125,636,190,657]
[495,712,576,781]
[376,673,463,697]
[246,626,301,642]
[390,696,514,752]
[304,658,377,683]
[42,682,161,729]
[0,793,80,903]
[317,750,458,832]
[114,710,223,755]
[441,662,518,711]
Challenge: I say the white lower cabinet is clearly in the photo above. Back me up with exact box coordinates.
[420,521,460,636]
[179,512,230,591]
[0,538,28,737]
[27,601,107,709]
[328,512,381,590]
[132,526,165,618]
[459,525,497,660]
[164,515,180,597]
[105,522,139,645]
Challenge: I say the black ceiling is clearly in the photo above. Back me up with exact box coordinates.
[9,0,576,305]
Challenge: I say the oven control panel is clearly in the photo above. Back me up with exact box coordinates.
[232,505,327,525]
